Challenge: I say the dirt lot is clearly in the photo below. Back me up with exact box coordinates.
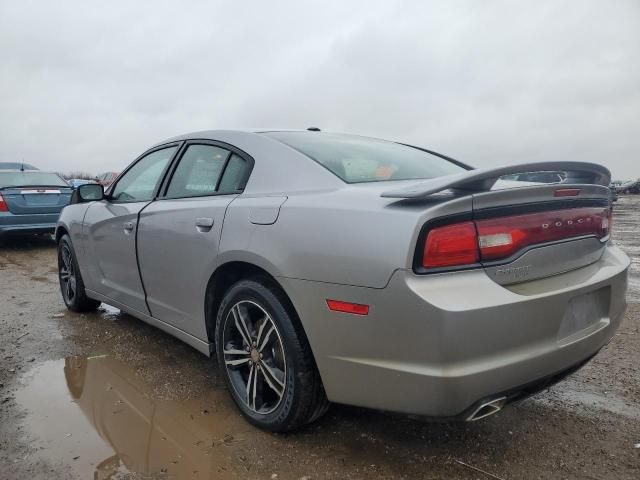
[1,197,638,480]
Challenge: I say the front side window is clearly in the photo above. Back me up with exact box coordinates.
[264,132,467,183]
[111,146,177,202]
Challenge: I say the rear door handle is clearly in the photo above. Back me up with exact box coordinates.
[123,221,135,233]
[195,217,214,232]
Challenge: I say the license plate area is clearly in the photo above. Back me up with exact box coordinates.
[22,192,61,206]
[557,287,610,343]
[20,189,61,194]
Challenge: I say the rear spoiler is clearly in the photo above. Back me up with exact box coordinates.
[380,161,611,199]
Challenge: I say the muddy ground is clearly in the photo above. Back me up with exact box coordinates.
[0,197,638,480]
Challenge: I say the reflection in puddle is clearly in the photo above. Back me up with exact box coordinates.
[14,356,640,479]
[99,303,122,320]
[16,356,263,479]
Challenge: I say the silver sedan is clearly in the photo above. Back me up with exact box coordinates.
[56,129,629,431]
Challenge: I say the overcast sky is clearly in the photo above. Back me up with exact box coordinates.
[1,0,638,179]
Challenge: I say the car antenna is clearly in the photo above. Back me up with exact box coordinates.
[307,127,321,132]
[20,159,25,172]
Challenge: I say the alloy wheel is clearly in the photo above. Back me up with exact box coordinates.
[222,300,286,414]
[59,244,77,304]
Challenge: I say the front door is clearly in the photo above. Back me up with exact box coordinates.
[83,145,179,314]
[137,143,252,339]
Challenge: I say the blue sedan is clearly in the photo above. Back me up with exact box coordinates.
[0,170,73,236]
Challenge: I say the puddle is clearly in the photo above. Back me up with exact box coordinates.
[15,356,266,479]
[12,356,640,480]
[612,196,640,302]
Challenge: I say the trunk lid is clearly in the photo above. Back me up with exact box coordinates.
[471,183,611,285]
[1,186,73,214]
[384,161,613,285]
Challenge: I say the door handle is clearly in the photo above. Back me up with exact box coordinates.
[195,217,214,232]
[123,221,135,233]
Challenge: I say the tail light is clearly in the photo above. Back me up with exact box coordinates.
[422,207,610,269]
[422,222,479,268]
[476,207,610,261]
[0,193,8,212]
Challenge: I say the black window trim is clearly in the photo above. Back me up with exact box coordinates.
[106,141,184,204]
[157,139,255,200]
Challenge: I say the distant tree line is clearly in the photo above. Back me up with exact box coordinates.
[59,171,95,180]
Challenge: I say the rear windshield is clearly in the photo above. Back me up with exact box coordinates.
[0,172,68,189]
[264,132,467,183]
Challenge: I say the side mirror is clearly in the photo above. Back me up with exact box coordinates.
[73,183,104,203]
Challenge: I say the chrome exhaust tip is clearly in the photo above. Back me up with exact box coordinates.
[466,396,507,421]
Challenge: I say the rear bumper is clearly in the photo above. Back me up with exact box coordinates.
[281,245,630,417]
[0,213,59,235]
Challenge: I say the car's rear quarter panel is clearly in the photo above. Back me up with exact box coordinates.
[220,186,473,288]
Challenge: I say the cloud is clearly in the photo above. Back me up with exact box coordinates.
[0,0,638,178]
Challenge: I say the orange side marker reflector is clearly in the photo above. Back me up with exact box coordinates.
[326,299,369,315]
[554,188,581,197]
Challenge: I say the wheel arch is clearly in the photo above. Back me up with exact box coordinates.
[206,257,331,429]
[204,260,300,343]
[55,224,69,243]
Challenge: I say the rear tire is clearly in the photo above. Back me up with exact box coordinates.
[215,277,329,432]
[58,234,100,312]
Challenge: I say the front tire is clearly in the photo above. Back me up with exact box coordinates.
[215,278,329,432]
[58,234,100,312]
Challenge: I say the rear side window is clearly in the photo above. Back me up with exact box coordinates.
[0,172,68,188]
[217,154,247,192]
[264,132,466,183]
[166,145,230,198]
[165,146,249,198]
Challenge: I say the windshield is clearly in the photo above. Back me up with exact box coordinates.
[0,172,69,188]
[264,132,467,183]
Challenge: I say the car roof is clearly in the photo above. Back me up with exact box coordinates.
[0,168,32,172]
[155,128,405,144]
[0,162,38,169]
[156,128,318,144]
[0,169,61,174]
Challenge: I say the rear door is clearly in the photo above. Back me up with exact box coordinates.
[137,141,253,339]
[83,145,179,313]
